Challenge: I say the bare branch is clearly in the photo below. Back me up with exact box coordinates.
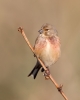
[18,27,68,100]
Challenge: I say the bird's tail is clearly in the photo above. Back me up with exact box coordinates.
[28,61,41,79]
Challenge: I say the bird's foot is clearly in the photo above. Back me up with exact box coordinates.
[43,67,50,80]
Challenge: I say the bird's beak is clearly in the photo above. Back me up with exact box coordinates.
[38,29,43,34]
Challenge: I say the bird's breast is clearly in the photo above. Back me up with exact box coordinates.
[34,36,60,67]
[39,39,60,67]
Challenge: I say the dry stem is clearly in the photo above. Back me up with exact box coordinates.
[18,27,68,100]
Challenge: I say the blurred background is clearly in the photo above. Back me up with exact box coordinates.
[0,0,80,100]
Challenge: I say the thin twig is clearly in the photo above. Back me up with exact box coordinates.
[18,27,68,100]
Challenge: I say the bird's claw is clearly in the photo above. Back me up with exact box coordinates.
[44,67,50,80]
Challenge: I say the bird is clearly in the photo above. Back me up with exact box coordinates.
[28,23,61,79]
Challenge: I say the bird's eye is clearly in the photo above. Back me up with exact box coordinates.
[45,29,49,31]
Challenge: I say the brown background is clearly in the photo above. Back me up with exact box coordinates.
[0,0,80,100]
